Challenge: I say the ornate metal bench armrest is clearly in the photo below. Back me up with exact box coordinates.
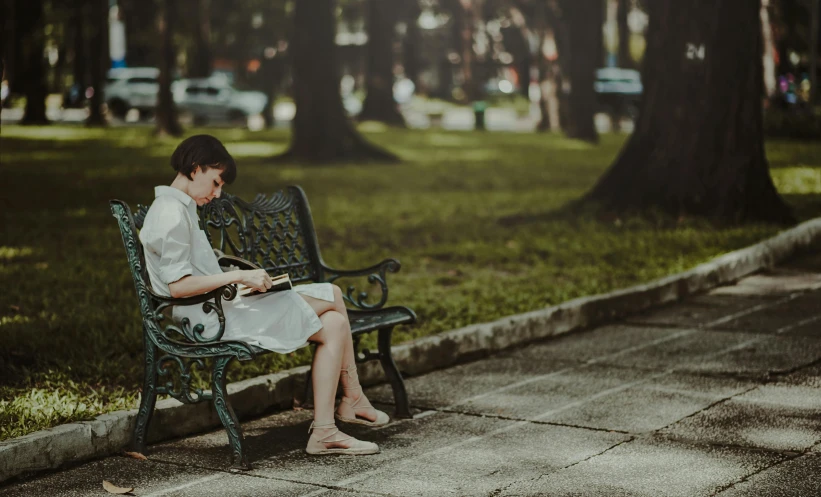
[149,284,239,345]
[321,258,401,310]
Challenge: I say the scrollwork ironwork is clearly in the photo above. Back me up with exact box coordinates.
[323,259,401,310]
[156,355,212,404]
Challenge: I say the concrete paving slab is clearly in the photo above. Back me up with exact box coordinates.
[366,324,684,410]
[778,363,821,389]
[717,453,821,497]
[706,293,821,335]
[0,457,248,497]
[707,267,821,297]
[148,408,314,470]
[497,436,785,497]
[542,372,755,433]
[661,385,821,452]
[449,364,659,422]
[595,329,821,378]
[626,295,779,327]
[365,348,580,409]
[678,334,821,377]
[511,324,690,365]
[327,420,628,497]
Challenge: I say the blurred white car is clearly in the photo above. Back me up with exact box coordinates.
[174,77,268,126]
[104,67,167,119]
[104,69,267,128]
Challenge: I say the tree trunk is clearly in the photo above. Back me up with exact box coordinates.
[617,0,631,68]
[811,0,819,104]
[5,0,22,97]
[359,0,405,126]
[507,6,534,100]
[402,0,421,89]
[155,0,182,136]
[121,0,156,68]
[537,0,568,132]
[87,0,107,126]
[189,0,212,78]
[278,0,397,163]
[18,0,49,125]
[584,0,793,224]
[72,1,88,91]
[564,0,601,142]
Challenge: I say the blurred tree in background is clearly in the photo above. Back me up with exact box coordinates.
[585,0,795,223]
[358,0,406,126]
[0,0,818,161]
[155,0,182,136]
[277,0,397,162]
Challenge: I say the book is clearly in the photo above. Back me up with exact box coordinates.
[236,273,292,297]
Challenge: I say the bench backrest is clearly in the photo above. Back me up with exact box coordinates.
[132,185,324,283]
[110,199,157,322]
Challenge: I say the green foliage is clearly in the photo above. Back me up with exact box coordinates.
[2,126,820,441]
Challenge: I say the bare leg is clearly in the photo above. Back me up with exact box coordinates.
[305,310,377,453]
[301,286,380,423]
[307,310,347,427]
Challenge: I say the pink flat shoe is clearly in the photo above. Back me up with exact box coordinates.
[305,421,380,455]
[335,364,390,427]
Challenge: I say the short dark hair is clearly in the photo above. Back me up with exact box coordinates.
[170,134,237,184]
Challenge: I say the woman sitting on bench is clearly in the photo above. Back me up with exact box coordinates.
[138,134,388,456]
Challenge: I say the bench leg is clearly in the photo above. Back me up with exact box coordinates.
[133,336,158,454]
[212,356,250,470]
[377,327,412,419]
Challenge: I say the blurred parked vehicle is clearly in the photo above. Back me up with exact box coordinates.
[594,67,643,119]
[174,76,268,127]
[103,67,167,119]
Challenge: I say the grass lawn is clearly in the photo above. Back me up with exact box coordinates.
[2,125,821,441]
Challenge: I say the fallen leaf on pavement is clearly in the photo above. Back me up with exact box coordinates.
[124,451,147,461]
[102,480,134,494]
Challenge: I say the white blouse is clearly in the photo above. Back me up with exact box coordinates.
[138,186,335,353]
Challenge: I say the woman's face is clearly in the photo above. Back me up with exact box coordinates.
[189,166,226,206]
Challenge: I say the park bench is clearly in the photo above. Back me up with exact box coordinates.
[110,185,416,469]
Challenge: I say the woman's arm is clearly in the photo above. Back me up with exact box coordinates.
[168,269,273,298]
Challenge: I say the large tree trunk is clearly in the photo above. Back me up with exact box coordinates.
[155,0,182,136]
[402,0,421,89]
[18,0,49,125]
[121,0,155,68]
[506,5,534,100]
[445,0,481,102]
[584,0,793,224]
[359,0,405,126]
[617,0,632,68]
[537,0,569,132]
[87,0,107,126]
[188,0,212,78]
[278,0,397,163]
[71,1,87,91]
[563,0,601,142]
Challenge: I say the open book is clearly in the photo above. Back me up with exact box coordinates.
[237,272,292,297]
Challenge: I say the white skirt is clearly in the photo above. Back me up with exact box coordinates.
[172,283,335,354]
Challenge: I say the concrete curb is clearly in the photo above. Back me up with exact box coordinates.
[4,218,821,484]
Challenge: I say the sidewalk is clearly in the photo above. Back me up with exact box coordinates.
[4,254,821,496]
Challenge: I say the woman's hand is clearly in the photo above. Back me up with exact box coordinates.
[236,269,273,292]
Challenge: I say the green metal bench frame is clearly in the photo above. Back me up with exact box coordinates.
[110,185,416,469]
